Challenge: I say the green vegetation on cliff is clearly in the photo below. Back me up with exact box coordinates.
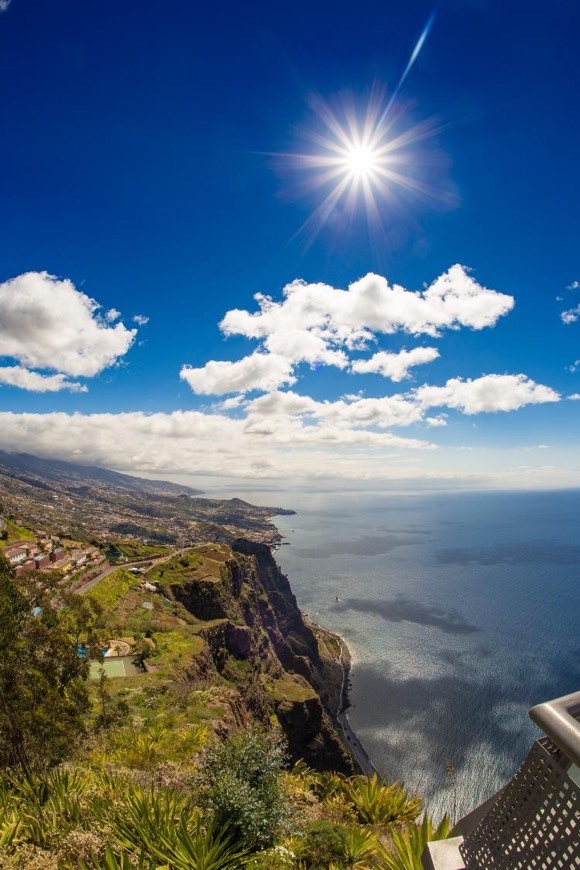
[0,543,450,868]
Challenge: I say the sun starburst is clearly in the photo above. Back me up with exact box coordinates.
[281,89,443,245]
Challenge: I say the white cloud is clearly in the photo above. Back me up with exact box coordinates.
[0,366,87,393]
[182,265,514,397]
[416,374,559,414]
[221,264,513,343]
[265,328,349,368]
[246,374,559,436]
[0,410,433,483]
[246,390,318,417]
[567,360,580,373]
[313,394,425,429]
[569,393,580,401]
[351,346,440,381]
[106,308,121,322]
[133,314,149,326]
[567,280,580,290]
[180,352,295,395]
[561,304,580,324]
[217,395,247,411]
[0,1,11,11]
[0,272,137,378]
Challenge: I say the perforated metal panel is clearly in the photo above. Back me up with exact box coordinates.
[460,738,579,868]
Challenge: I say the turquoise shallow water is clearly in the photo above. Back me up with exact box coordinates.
[212,486,580,819]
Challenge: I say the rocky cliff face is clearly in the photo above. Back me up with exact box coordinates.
[164,539,353,773]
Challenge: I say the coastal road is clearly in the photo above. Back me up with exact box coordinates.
[335,636,379,777]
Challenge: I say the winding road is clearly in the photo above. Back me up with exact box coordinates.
[74,548,188,595]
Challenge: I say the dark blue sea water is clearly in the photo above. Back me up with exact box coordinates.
[216,487,580,819]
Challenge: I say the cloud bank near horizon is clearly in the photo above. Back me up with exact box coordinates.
[0,368,560,481]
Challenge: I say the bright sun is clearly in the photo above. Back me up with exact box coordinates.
[279,89,442,243]
[342,142,379,179]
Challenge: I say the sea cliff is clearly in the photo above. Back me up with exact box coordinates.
[157,538,356,772]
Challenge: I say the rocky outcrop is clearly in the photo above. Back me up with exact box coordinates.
[163,539,354,774]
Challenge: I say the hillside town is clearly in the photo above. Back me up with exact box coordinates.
[1,531,103,580]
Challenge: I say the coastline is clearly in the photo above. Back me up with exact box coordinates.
[267,507,378,777]
[302,613,378,777]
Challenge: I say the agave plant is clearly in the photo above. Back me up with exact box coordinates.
[109,785,193,854]
[0,806,20,849]
[345,774,422,828]
[310,769,347,800]
[376,814,452,869]
[4,767,89,847]
[151,815,251,869]
[341,825,381,868]
[8,772,50,807]
[178,723,211,756]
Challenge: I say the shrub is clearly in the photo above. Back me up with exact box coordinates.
[296,820,348,868]
[201,730,289,851]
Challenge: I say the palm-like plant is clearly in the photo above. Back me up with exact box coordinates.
[110,785,192,854]
[345,774,422,828]
[342,825,381,868]
[311,770,347,800]
[0,805,20,848]
[152,816,251,869]
[376,814,452,869]
[4,767,90,847]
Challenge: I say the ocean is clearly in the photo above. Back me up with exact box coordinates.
[213,486,580,820]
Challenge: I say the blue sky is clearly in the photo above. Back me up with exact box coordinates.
[0,0,578,488]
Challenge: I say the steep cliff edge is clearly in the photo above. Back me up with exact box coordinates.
[155,540,354,773]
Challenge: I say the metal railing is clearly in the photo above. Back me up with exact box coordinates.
[458,690,580,869]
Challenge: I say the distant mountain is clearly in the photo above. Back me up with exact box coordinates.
[0,451,293,546]
[0,451,202,497]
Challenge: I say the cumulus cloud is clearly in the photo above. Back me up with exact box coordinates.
[221,265,513,342]
[180,352,295,395]
[244,374,559,434]
[351,346,440,381]
[567,280,580,291]
[569,393,580,401]
[182,265,513,396]
[0,366,87,393]
[0,272,137,383]
[133,314,149,326]
[561,304,580,324]
[415,374,559,414]
[0,264,561,480]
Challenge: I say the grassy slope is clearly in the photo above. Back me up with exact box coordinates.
[2,518,35,544]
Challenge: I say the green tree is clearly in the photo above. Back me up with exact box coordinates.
[0,558,102,776]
